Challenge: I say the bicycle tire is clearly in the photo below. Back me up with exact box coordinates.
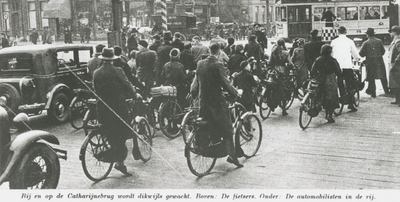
[259,89,272,120]
[185,130,217,177]
[299,95,313,130]
[145,105,157,137]
[69,96,86,130]
[181,110,197,144]
[133,117,152,162]
[231,102,247,123]
[80,130,114,181]
[354,91,360,107]
[284,91,295,110]
[235,113,262,158]
[158,100,183,139]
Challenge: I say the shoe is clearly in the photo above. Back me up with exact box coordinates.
[371,93,376,98]
[227,156,244,168]
[114,163,132,176]
[282,111,288,116]
[348,105,357,112]
[327,117,335,123]
[391,101,400,104]
[94,150,114,163]
[365,89,372,95]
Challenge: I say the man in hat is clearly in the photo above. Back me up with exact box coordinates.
[172,32,184,52]
[87,44,106,80]
[127,29,139,53]
[252,23,268,50]
[113,46,141,89]
[190,43,244,168]
[30,28,39,45]
[304,29,325,71]
[359,28,389,97]
[331,26,361,112]
[156,31,175,85]
[321,7,336,27]
[149,35,162,52]
[388,25,400,106]
[136,40,158,98]
[93,48,139,175]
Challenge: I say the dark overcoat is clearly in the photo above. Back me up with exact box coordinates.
[304,41,325,71]
[172,39,185,52]
[149,40,162,52]
[359,37,387,80]
[233,70,257,111]
[156,42,174,85]
[228,52,247,75]
[311,55,341,111]
[388,37,400,89]
[136,48,157,81]
[190,55,238,139]
[180,49,196,72]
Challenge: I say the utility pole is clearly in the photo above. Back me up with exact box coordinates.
[93,0,97,39]
[266,0,269,23]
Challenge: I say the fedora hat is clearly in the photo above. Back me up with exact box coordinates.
[365,28,375,35]
[389,26,400,34]
[163,31,173,40]
[99,48,118,61]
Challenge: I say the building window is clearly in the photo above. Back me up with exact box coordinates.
[40,1,49,28]
[255,6,259,23]
[262,6,265,22]
[28,2,37,29]
[2,3,10,32]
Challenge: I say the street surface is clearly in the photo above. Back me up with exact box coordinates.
[1,39,399,189]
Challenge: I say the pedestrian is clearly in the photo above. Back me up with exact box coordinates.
[93,47,140,176]
[127,50,137,75]
[228,44,247,76]
[190,43,244,168]
[136,39,158,98]
[42,26,53,44]
[289,37,299,57]
[311,44,341,123]
[161,48,186,109]
[79,25,85,43]
[113,46,136,85]
[84,26,91,43]
[291,38,308,88]
[331,26,361,112]
[210,33,227,48]
[156,31,174,85]
[172,32,184,52]
[64,26,72,44]
[244,35,264,77]
[232,22,239,40]
[87,43,105,80]
[252,23,268,50]
[30,28,39,45]
[321,7,336,27]
[388,25,400,106]
[0,33,10,49]
[224,37,235,56]
[180,42,196,72]
[240,23,246,40]
[149,35,162,52]
[127,28,139,53]
[233,60,258,112]
[269,38,293,116]
[191,36,210,64]
[304,29,325,71]
[359,28,389,97]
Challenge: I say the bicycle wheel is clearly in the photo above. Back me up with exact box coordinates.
[133,117,152,162]
[181,110,197,144]
[69,96,86,129]
[145,105,157,137]
[83,109,99,136]
[235,113,262,158]
[333,103,344,116]
[299,95,313,130]
[285,91,295,110]
[159,100,183,139]
[80,130,113,181]
[259,90,272,120]
[354,91,360,107]
[230,102,247,123]
[185,130,217,177]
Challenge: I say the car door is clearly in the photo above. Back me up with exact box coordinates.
[55,48,90,90]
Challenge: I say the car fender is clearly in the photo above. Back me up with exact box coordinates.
[45,84,71,109]
[0,130,59,184]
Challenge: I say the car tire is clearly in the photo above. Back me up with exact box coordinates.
[49,92,69,123]
[0,83,21,116]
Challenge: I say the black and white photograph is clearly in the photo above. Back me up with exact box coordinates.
[0,0,399,201]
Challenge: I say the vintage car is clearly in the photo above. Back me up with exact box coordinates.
[0,44,93,123]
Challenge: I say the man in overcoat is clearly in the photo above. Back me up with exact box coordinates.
[156,31,175,85]
[136,40,158,98]
[252,23,268,50]
[359,28,389,97]
[190,43,243,168]
[304,29,325,71]
[93,48,139,175]
[388,26,400,106]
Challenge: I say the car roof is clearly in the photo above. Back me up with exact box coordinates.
[0,44,93,55]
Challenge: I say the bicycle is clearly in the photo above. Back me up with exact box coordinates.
[299,79,321,130]
[82,98,99,136]
[69,88,93,130]
[79,99,152,181]
[185,95,262,177]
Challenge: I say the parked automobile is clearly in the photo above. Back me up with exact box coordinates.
[0,44,93,123]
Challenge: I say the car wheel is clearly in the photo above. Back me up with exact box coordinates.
[49,92,69,123]
[0,83,21,116]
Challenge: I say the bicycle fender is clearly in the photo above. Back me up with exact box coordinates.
[0,130,60,184]
[301,93,311,105]
[240,111,253,120]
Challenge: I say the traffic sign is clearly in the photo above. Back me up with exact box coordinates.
[3,13,8,20]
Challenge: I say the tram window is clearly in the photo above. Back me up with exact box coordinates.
[276,7,287,21]
[382,6,389,19]
[360,6,380,20]
[337,7,357,20]
[314,7,325,21]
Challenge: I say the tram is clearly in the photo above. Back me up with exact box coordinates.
[274,0,399,44]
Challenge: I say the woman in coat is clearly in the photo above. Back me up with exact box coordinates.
[233,61,258,112]
[388,26,400,106]
[311,45,341,123]
[291,38,308,89]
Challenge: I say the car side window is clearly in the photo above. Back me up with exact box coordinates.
[78,50,91,66]
[0,55,32,72]
[56,50,75,67]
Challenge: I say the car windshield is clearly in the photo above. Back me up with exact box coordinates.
[0,53,33,74]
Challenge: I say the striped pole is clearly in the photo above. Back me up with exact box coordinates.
[156,0,168,31]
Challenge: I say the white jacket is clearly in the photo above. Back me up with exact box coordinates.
[331,35,361,69]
